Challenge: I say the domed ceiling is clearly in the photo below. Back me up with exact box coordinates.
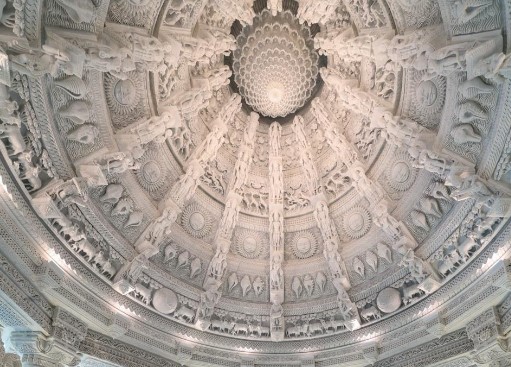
[0,0,511,366]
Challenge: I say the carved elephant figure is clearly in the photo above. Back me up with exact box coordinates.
[90,249,108,267]
[435,254,458,278]
[52,215,73,235]
[457,233,479,260]
[230,321,249,335]
[0,123,26,155]
[134,283,152,305]
[174,305,195,323]
[258,325,270,337]
[210,319,225,332]
[100,261,116,279]
[402,283,423,305]
[286,324,302,338]
[20,164,42,192]
[360,306,382,322]
[248,322,260,337]
[75,239,97,261]
[320,317,344,332]
[307,321,324,335]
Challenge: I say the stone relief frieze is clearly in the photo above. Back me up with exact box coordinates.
[442,74,499,164]
[1,0,511,363]
[163,0,208,29]
[404,180,455,242]
[343,0,388,30]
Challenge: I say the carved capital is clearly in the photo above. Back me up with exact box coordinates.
[467,308,511,364]
[9,331,79,367]
[31,262,64,291]
[362,343,380,365]
[51,308,87,350]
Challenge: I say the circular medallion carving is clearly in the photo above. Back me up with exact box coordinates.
[234,230,265,259]
[189,212,205,231]
[416,80,437,107]
[141,160,162,184]
[104,72,141,117]
[152,288,178,314]
[242,236,258,254]
[390,162,410,183]
[135,149,169,199]
[114,79,137,106]
[342,207,371,239]
[376,288,401,313]
[386,151,418,192]
[291,231,318,259]
[181,204,212,238]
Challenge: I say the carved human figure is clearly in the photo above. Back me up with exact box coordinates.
[270,210,284,251]
[126,253,148,283]
[131,106,182,145]
[372,202,402,240]
[267,0,282,15]
[218,196,239,240]
[408,147,449,176]
[269,122,281,157]
[170,88,213,120]
[85,33,133,78]
[387,29,434,70]
[10,49,70,78]
[297,0,338,25]
[337,289,356,321]
[198,288,221,319]
[99,152,141,174]
[147,207,178,246]
[171,160,205,205]
[270,301,283,330]
[212,0,255,25]
[398,248,429,283]
[314,200,335,240]
[180,30,235,65]
[270,256,283,290]
[208,253,227,280]
[350,165,385,203]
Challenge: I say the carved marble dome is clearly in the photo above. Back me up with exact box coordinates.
[0,0,511,367]
[232,9,319,118]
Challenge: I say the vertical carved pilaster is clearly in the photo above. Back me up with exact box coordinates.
[268,121,285,341]
[311,97,439,298]
[115,95,242,289]
[320,67,434,150]
[195,112,260,329]
[292,115,360,330]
